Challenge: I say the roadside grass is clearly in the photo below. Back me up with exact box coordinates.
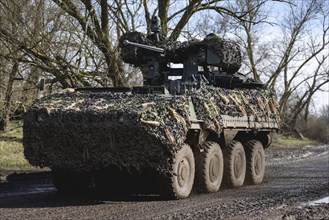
[0,140,36,171]
[0,120,43,173]
[272,136,318,148]
[0,120,23,139]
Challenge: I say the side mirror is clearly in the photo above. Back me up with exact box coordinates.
[39,78,45,91]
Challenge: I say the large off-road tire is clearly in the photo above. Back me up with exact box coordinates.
[245,140,265,185]
[223,140,246,188]
[160,143,195,199]
[52,170,91,194]
[195,141,224,193]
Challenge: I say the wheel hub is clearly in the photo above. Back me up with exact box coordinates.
[234,151,243,178]
[254,152,262,175]
[209,156,220,182]
[178,158,190,187]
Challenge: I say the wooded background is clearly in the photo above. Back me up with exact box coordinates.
[0,0,328,142]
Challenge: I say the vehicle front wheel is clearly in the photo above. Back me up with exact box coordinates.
[160,143,195,199]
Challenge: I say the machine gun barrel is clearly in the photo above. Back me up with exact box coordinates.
[124,40,165,54]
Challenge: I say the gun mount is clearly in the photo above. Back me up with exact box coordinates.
[123,40,165,54]
[119,32,262,93]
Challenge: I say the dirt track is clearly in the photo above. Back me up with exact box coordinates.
[0,145,328,219]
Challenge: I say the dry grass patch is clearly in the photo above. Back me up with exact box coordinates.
[272,136,318,148]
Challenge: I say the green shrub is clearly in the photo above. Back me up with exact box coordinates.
[0,120,42,172]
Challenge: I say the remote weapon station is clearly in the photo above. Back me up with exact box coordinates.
[24,17,279,199]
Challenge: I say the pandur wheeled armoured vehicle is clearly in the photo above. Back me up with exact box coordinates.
[23,17,279,199]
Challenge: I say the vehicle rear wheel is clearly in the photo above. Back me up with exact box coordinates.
[245,140,265,185]
[195,141,223,193]
[223,140,246,188]
[160,143,195,199]
[52,169,91,194]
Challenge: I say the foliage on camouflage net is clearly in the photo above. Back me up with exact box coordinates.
[24,92,188,173]
[201,34,242,73]
[192,86,279,133]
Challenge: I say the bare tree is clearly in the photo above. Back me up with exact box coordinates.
[207,0,328,131]
[50,0,252,86]
[0,0,91,129]
[1,0,238,129]
[0,0,25,130]
[269,0,328,130]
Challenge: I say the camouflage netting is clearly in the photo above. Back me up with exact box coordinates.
[201,33,242,73]
[118,31,150,65]
[24,92,189,173]
[191,86,280,133]
[24,87,279,174]
[119,32,241,73]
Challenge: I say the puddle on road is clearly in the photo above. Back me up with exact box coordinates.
[302,196,329,206]
[0,187,56,198]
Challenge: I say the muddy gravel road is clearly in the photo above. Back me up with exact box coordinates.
[1,145,328,219]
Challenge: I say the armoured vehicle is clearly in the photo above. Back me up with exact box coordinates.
[23,17,279,199]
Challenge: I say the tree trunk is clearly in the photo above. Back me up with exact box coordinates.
[0,62,18,131]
